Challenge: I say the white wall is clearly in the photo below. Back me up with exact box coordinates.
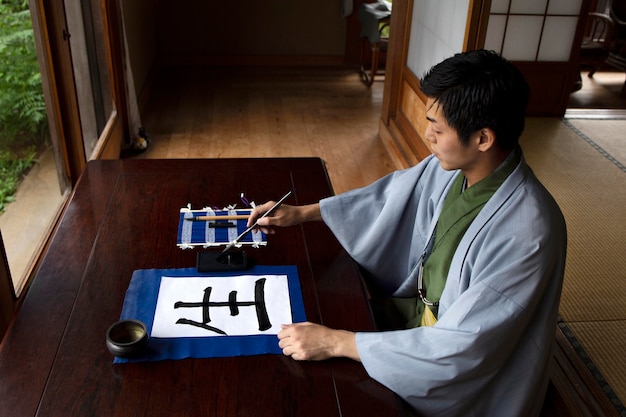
[406,0,470,80]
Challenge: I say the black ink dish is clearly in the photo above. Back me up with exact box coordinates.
[106,319,148,358]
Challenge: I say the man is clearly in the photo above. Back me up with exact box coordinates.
[248,50,567,417]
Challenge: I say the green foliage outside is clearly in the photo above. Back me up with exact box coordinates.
[0,0,48,211]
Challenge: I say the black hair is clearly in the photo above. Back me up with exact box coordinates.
[419,49,529,150]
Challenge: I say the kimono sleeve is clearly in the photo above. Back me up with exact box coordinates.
[319,156,455,295]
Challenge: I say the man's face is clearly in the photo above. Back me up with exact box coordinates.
[424,98,480,172]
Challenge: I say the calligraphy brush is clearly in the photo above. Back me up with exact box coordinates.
[219,190,292,255]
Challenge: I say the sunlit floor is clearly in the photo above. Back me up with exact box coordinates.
[0,147,64,295]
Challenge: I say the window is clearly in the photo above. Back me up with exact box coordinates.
[0,0,68,298]
[485,0,583,62]
[1,0,124,336]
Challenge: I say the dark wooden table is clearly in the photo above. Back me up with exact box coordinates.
[0,158,402,417]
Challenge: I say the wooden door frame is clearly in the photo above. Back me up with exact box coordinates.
[380,0,490,169]
[36,0,85,184]
[380,0,593,169]
[33,0,128,199]
[33,0,126,183]
[93,0,127,161]
[0,234,16,338]
[379,0,431,168]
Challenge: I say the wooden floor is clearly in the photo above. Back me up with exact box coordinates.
[568,70,626,110]
[131,66,395,195]
[132,66,626,192]
[133,66,626,179]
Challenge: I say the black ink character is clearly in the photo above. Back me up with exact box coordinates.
[174,278,271,335]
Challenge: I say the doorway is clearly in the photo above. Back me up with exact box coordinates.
[567,0,626,115]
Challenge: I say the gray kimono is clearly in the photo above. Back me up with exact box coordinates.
[319,153,567,417]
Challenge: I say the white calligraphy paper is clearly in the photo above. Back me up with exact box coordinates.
[151,275,293,338]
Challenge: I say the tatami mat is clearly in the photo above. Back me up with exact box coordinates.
[567,320,626,408]
[521,118,626,408]
[566,119,626,168]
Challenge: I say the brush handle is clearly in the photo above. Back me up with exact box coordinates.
[185,215,249,221]
[220,190,292,254]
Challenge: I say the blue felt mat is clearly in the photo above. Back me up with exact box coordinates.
[113,266,305,363]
